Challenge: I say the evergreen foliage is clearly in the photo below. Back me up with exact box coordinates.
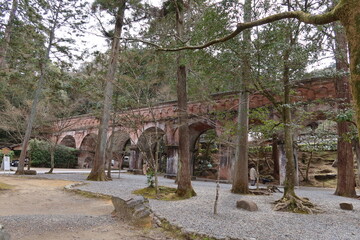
[29,140,78,168]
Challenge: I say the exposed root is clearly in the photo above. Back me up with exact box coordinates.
[175,188,196,198]
[274,194,322,214]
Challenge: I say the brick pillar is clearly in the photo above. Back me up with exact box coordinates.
[129,145,139,171]
[219,145,233,180]
[166,145,178,175]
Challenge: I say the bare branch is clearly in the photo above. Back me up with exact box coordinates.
[155,10,337,51]
[121,37,162,48]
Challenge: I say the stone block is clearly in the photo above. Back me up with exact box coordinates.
[112,196,152,225]
[236,200,258,212]
[340,203,353,210]
[127,196,148,208]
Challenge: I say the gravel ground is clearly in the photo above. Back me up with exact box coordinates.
[36,173,360,240]
[0,215,113,239]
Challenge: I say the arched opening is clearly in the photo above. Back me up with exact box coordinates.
[107,131,131,169]
[296,120,338,185]
[189,122,218,179]
[59,135,76,148]
[192,129,218,179]
[79,133,97,168]
[84,157,93,168]
[137,127,166,173]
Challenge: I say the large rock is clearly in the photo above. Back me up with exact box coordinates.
[339,203,353,210]
[236,200,258,212]
[112,196,152,226]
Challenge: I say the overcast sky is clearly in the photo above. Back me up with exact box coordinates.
[79,0,332,70]
[79,0,164,63]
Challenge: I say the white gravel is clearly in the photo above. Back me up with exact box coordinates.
[35,173,360,240]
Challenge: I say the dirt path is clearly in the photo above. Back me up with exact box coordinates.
[0,176,175,240]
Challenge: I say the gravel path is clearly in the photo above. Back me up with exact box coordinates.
[37,173,360,240]
[0,215,113,239]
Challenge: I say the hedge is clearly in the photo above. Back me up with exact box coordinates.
[29,140,79,168]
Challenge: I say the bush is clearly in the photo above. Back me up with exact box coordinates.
[55,145,79,168]
[29,139,78,168]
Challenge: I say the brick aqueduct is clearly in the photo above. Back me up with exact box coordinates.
[53,77,336,180]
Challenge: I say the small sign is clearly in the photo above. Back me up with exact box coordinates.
[3,156,10,171]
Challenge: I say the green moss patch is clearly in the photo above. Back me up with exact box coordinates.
[133,186,189,201]
[0,182,13,191]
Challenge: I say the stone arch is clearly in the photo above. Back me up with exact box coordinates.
[137,127,166,172]
[188,121,218,178]
[59,135,76,148]
[107,130,131,169]
[84,157,93,169]
[79,133,97,168]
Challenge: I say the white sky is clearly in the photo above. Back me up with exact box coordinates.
[75,0,333,70]
[80,0,163,63]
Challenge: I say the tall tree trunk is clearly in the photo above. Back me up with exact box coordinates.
[352,139,360,186]
[88,1,126,181]
[175,0,195,198]
[336,0,360,148]
[231,0,251,194]
[274,14,318,213]
[16,7,59,175]
[282,49,296,198]
[107,124,116,180]
[153,125,160,195]
[0,0,18,69]
[48,138,57,174]
[272,135,280,180]
[304,151,313,182]
[332,21,356,197]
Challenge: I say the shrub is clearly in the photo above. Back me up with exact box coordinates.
[29,139,78,168]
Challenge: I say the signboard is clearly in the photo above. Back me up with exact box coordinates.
[3,156,10,171]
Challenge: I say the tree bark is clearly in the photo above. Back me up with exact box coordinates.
[282,49,296,198]
[88,1,126,181]
[176,65,195,197]
[333,0,360,160]
[352,139,360,186]
[332,21,356,197]
[0,0,18,69]
[48,142,56,174]
[16,4,59,175]
[231,0,251,194]
[175,0,195,198]
[106,125,116,180]
[272,135,280,180]
[305,151,313,182]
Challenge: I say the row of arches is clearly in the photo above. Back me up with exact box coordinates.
[57,121,222,178]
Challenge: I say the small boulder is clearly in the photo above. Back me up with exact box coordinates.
[340,203,353,210]
[236,200,258,211]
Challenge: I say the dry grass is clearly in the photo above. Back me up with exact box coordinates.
[0,181,13,190]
